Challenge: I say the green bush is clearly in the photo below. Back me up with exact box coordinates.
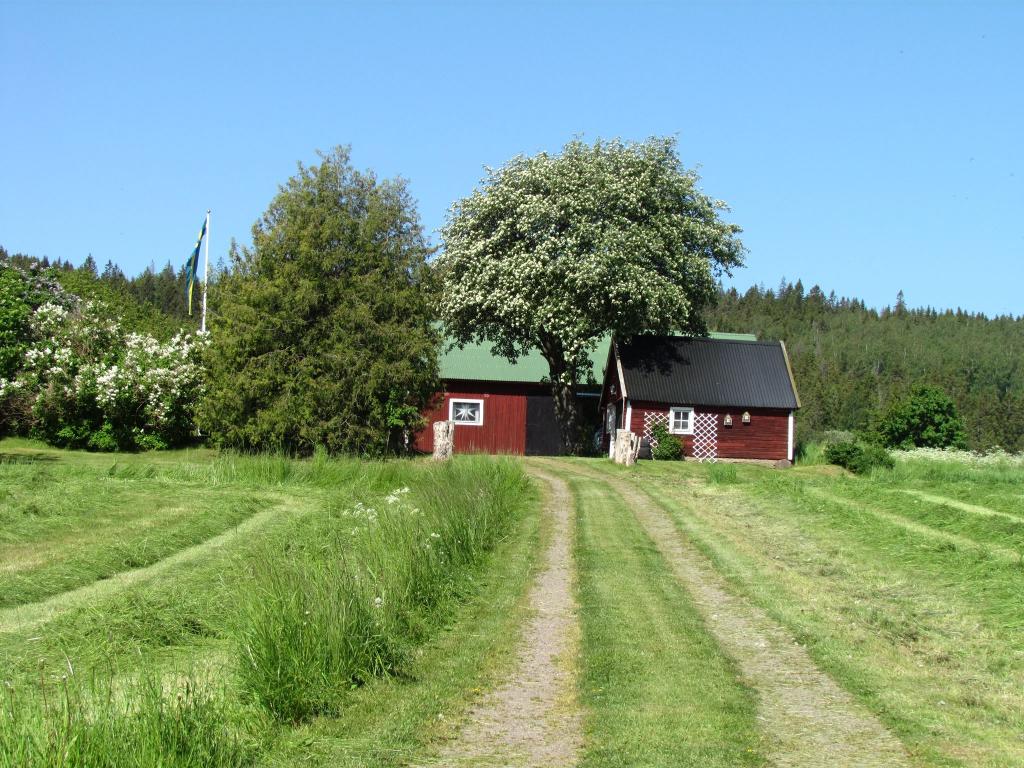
[874,386,967,450]
[87,423,120,452]
[650,423,683,460]
[824,440,894,475]
[133,431,169,451]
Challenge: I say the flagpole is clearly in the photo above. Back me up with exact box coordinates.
[201,210,210,333]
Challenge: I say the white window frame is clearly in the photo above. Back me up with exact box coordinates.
[449,398,484,426]
[668,406,694,435]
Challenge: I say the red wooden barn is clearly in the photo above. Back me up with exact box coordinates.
[416,331,798,462]
[412,338,605,456]
[600,335,801,463]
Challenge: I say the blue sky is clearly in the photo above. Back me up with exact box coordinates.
[2,1,1021,316]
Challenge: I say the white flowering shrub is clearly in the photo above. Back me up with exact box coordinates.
[0,299,207,450]
[894,446,1024,467]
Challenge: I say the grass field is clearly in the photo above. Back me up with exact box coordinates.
[591,452,1024,767]
[2,438,1021,767]
[0,439,541,767]
[568,474,763,767]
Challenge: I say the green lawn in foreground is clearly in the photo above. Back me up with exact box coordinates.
[0,441,541,768]
[614,457,1024,768]
[560,470,764,768]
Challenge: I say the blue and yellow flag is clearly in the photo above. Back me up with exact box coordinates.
[184,217,207,316]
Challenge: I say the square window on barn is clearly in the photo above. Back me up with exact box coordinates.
[669,407,694,435]
[450,398,484,426]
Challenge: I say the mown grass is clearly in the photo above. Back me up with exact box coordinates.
[615,457,1024,767]
[565,471,764,767]
[0,442,270,608]
[0,440,541,767]
[879,456,1024,519]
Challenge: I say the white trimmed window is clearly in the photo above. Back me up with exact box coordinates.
[449,398,484,426]
[669,407,694,435]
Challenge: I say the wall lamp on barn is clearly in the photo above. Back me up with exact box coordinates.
[723,414,733,427]
[741,411,751,424]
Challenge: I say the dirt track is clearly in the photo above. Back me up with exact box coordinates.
[543,459,911,768]
[425,468,582,767]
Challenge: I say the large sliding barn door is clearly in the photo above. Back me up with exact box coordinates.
[525,395,565,455]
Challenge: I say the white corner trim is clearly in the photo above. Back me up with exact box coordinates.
[625,400,632,432]
[449,397,484,426]
[614,344,628,400]
[787,411,795,462]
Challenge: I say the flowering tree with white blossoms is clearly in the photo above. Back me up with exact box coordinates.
[438,137,745,453]
[0,298,207,450]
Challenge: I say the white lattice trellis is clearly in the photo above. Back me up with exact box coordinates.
[642,411,669,447]
[691,411,719,463]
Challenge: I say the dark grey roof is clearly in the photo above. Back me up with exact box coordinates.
[618,336,799,410]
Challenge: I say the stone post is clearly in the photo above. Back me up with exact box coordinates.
[613,430,640,466]
[432,420,455,461]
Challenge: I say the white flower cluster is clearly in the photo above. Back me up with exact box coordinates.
[436,137,743,381]
[385,486,411,504]
[895,446,1024,467]
[1,299,207,446]
[344,501,379,523]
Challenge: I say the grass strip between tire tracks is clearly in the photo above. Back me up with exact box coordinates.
[543,464,764,767]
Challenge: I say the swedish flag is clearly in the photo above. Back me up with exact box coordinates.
[184,217,207,316]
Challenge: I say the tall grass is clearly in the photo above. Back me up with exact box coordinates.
[235,456,530,722]
[705,462,739,484]
[794,440,827,466]
[0,673,264,768]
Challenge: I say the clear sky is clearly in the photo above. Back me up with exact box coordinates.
[2,0,1021,317]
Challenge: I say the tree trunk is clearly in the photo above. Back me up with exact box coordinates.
[539,334,584,455]
[551,377,583,455]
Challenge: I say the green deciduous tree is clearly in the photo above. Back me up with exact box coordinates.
[873,385,968,450]
[438,137,744,453]
[199,147,438,456]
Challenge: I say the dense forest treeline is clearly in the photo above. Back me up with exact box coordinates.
[707,281,1024,451]
[0,246,201,338]
[3,246,1021,452]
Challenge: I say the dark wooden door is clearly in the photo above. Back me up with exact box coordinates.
[525,394,565,455]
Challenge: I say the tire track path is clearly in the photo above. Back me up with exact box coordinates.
[545,459,911,768]
[426,468,581,767]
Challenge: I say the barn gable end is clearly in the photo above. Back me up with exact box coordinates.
[603,335,800,463]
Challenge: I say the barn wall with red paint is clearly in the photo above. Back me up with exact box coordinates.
[627,401,791,461]
[414,381,545,455]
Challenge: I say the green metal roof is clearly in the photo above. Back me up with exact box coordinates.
[440,331,757,384]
